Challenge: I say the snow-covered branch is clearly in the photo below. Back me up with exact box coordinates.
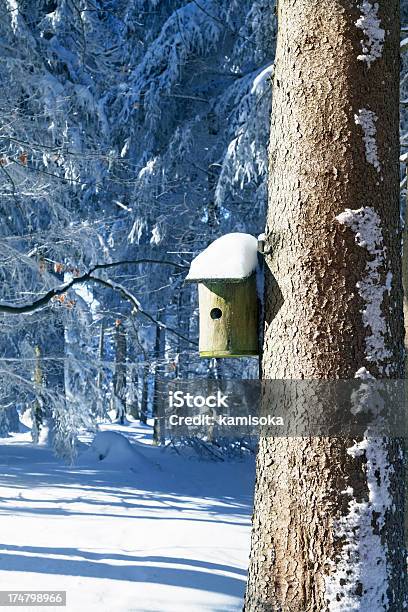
[0,259,187,315]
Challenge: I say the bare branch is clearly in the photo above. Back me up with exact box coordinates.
[0,258,187,315]
[92,276,197,346]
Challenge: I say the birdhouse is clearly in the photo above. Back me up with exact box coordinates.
[186,233,260,358]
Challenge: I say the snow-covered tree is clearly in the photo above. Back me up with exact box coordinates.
[0,0,275,455]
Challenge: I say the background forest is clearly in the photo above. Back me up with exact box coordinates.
[1,0,408,460]
[0,0,275,458]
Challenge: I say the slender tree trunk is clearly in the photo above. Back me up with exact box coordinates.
[176,285,191,379]
[96,319,106,419]
[128,364,140,419]
[44,315,65,446]
[31,345,44,444]
[245,2,407,610]
[403,164,408,544]
[113,320,127,424]
[139,363,149,425]
[403,166,408,370]
[152,316,166,445]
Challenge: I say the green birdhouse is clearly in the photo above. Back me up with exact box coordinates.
[186,233,260,358]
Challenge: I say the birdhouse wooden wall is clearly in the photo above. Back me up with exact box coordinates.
[198,274,259,358]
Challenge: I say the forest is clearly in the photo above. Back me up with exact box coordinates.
[1,1,408,611]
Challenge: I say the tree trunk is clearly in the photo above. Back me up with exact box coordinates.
[44,314,66,446]
[113,320,127,424]
[152,317,166,445]
[403,166,408,371]
[139,362,149,425]
[96,319,107,420]
[31,345,44,444]
[128,364,140,420]
[245,2,407,610]
[176,284,191,379]
[403,164,408,543]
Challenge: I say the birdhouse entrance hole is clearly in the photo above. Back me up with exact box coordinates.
[210,307,222,320]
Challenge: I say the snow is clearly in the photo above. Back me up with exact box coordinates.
[325,376,393,607]
[347,437,369,458]
[6,0,18,32]
[186,233,258,281]
[251,64,274,95]
[138,158,157,180]
[355,2,385,68]
[326,419,393,610]
[335,207,391,369]
[120,138,130,158]
[150,223,163,246]
[127,217,146,245]
[354,366,374,379]
[0,422,254,612]
[401,36,408,52]
[114,200,132,212]
[325,211,394,605]
[326,378,393,608]
[227,137,239,158]
[325,456,390,609]
[78,431,144,466]
[354,109,381,172]
[70,280,100,319]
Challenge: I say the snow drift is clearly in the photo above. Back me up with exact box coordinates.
[79,431,144,467]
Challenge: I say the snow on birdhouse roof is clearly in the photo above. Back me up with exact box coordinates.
[186,233,258,282]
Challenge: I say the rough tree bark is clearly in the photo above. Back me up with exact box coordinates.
[403,164,408,542]
[245,1,407,610]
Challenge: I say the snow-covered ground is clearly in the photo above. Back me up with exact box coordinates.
[0,422,255,612]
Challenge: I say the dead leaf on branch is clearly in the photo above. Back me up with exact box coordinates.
[54,262,65,274]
